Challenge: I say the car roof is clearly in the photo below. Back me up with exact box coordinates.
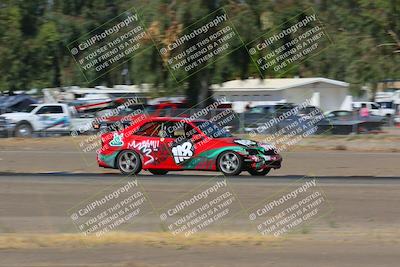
[146,116,208,123]
[329,110,351,113]
[253,103,294,108]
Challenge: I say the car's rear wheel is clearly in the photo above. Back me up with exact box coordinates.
[248,167,271,176]
[218,151,242,176]
[149,170,168,175]
[116,150,142,175]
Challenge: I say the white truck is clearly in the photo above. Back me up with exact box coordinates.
[0,103,94,137]
[352,101,395,118]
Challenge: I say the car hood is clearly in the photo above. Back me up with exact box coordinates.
[216,137,274,150]
[0,112,32,120]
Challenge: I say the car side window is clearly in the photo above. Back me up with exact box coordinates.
[36,106,64,114]
[185,124,198,139]
[371,104,379,110]
[164,122,198,139]
[135,121,162,137]
[168,122,185,139]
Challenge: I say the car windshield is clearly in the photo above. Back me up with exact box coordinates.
[249,106,270,114]
[21,105,37,113]
[142,106,155,114]
[194,121,232,138]
[299,106,319,115]
[119,107,138,116]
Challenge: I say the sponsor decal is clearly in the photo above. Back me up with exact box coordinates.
[39,115,70,129]
[110,133,124,146]
[171,141,194,164]
[128,140,160,165]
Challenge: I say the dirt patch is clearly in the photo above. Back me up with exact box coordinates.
[1,131,400,153]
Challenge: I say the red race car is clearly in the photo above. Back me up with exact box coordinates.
[97,117,282,176]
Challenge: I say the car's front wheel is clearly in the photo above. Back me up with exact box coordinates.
[149,170,168,175]
[116,150,142,175]
[218,151,242,176]
[14,122,33,137]
[248,167,271,176]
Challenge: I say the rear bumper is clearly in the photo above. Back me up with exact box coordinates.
[97,151,119,169]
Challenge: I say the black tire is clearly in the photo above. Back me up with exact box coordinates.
[357,125,368,134]
[116,150,142,175]
[217,151,243,176]
[149,169,168,175]
[248,168,271,176]
[14,122,33,137]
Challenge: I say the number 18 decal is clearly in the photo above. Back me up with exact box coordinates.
[172,141,194,164]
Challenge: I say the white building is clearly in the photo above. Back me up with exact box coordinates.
[211,77,349,112]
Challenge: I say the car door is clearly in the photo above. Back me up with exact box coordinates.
[370,103,380,116]
[35,105,69,131]
[160,121,203,170]
[128,120,179,170]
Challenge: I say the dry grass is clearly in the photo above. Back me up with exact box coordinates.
[0,232,280,249]
[1,227,400,250]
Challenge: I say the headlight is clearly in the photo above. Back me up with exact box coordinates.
[0,118,16,128]
[5,118,10,123]
[259,142,276,151]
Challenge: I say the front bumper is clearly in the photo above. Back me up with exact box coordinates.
[244,154,282,170]
[0,120,15,137]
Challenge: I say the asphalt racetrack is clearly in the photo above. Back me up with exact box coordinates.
[1,174,400,266]
[0,143,400,266]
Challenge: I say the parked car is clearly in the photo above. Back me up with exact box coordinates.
[324,110,385,122]
[317,110,385,134]
[376,101,396,116]
[97,117,282,176]
[242,103,296,133]
[352,101,395,119]
[0,103,94,137]
[375,90,400,119]
[394,104,400,127]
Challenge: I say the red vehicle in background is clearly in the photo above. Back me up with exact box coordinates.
[92,103,148,131]
[92,101,190,131]
[92,99,236,132]
[97,116,282,176]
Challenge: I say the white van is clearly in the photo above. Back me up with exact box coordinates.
[352,101,394,117]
